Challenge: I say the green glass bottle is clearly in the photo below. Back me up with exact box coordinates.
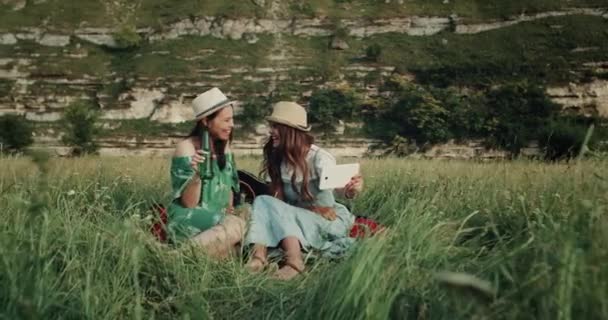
[199,129,213,206]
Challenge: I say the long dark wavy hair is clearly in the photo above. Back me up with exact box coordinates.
[261,123,315,201]
[188,108,232,170]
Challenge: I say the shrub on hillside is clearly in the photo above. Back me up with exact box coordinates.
[365,44,382,62]
[363,76,567,157]
[539,116,608,160]
[432,88,489,141]
[61,101,100,156]
[236,98,269,132]
[114,25,142,49]
[483,82,561,155]
[0,114,33,153]
[363,80,451,146]
[363,70,382,87]
[539,118,587,160]
[308,88,360,135]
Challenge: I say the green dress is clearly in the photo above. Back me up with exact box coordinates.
[167,153,240,242]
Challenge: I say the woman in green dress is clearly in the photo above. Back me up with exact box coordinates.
[167,87,245,258]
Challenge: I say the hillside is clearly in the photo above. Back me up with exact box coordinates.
[0,0,607,156]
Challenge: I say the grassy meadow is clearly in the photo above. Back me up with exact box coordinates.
[0,154,607,319]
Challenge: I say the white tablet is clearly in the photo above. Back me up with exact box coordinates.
[319,163,360,190]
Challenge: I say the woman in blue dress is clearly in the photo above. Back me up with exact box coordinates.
[245,101,363,280]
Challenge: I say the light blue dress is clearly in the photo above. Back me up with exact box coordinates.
[245,145,356,257]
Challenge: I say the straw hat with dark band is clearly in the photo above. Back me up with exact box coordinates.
[266,101,311,132]
[192,87,234,120]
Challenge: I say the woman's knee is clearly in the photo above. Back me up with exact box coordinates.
[225,215,246,232]
[222,215,247,242]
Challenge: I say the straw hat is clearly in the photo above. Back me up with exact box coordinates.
[192,87,234,120]
[266,101,311,132]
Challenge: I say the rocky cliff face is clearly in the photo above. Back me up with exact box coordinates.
[2,59,605,126]
[1,4,607,157]
[1,8,606,46]
[547,79,608,118]
[32,130,534,160]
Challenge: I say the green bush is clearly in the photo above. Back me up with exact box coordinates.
[61,101,100,156]
[363,77,568,156]
[374,77,602,160]
[365,44,382,62]
[0,79,13,97]
[235,98,269,132]
[308,88,360,135]
[394,86,451,144]
[314,50,345,81]
[539,118,587,160]
[364,80,450,145]
[113,25,142,49]
[540,116,608,160]
[433,88,489,141]
[483,82,561,155]
[0,114,33,153]
[363,70,382,87]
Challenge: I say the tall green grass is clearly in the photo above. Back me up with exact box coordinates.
[0,156,606,319]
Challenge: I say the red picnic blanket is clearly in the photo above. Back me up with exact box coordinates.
[150,204,384,242]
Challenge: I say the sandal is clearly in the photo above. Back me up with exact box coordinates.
[245,255,268,274]
[272,260,305,281]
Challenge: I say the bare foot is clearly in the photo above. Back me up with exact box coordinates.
[272,260,304,281]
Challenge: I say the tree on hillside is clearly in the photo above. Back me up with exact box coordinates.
[61,101,100,156]
[539,115,608,160]
[363,78,451,147]
[308,88,360,136]
[236,97,270,132]
[0,114,33,154]
[365,44,382,62]
[483,82,561,155]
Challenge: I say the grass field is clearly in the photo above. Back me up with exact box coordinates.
[0,154,606,319]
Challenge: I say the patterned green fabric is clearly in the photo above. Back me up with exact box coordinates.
[167,153,239,242]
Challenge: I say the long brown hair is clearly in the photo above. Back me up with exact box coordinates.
[188,109,232,170]
[261,123,315,201]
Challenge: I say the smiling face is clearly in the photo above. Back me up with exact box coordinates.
[269,123,280,148]
[203,106,234,141]
[262,121,315,202]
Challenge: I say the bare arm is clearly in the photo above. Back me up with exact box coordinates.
[226,191,235,214]
[174,139,206,208]
[180,175,202,208]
